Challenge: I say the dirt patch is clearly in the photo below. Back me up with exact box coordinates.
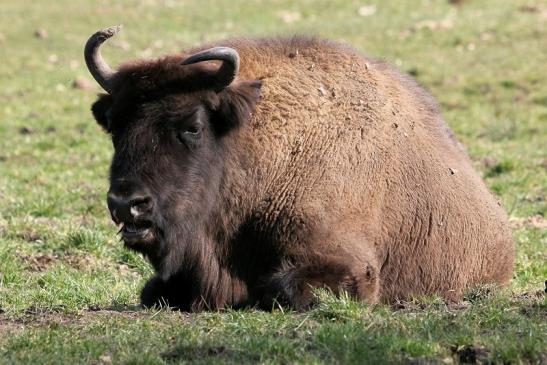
[72,77,93,90]
[15,252,104,272]
[512,290,546,319]
[0,313,62,333]
[510,215,547,230]
[0,307,155,330]
[391,298,457,312]
[63,254,100,270]
[519,4,542,13]
[9,216,106,240]
[0,320,25,335]
[16,227,43,242]
[0,305,195,338]
[15,253,55,272]
[512,290,545,301]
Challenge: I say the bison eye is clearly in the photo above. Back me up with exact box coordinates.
[176,124,202,148]
[185,125,200,135]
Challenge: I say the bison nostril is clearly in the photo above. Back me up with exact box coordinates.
[129,197,153,217]
[107,191,153,223]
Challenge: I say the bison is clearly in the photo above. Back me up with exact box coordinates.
[85,26,514,311]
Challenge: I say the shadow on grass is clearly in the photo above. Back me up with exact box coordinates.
[162,345,259,365]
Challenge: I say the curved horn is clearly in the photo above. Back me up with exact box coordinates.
[181,47,240,89]
[84,25,122,93]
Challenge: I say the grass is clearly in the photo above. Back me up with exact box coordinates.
[0,0,546,364]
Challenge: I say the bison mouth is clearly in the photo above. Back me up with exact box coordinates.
[118,221,155,246]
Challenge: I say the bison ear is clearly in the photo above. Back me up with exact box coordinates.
[91,94,114,132]
[211,80,261,135]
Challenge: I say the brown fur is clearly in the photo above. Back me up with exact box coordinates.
[91,36,514,310]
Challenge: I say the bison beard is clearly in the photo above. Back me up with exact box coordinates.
[85,27,514,311]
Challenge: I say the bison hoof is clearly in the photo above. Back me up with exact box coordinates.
[140,276,171,308]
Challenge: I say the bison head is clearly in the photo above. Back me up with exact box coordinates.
[85,26,261,276]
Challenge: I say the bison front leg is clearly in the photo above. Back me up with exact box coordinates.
[259,256,379,310]
[140,274,193,310]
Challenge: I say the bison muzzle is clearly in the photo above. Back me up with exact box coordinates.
[85,26,514,311]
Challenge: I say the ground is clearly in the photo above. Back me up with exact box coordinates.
[0,0,545,364]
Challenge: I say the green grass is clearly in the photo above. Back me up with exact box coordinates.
[0,0,546,364]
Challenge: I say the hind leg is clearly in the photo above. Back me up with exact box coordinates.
[259,255,379,310]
